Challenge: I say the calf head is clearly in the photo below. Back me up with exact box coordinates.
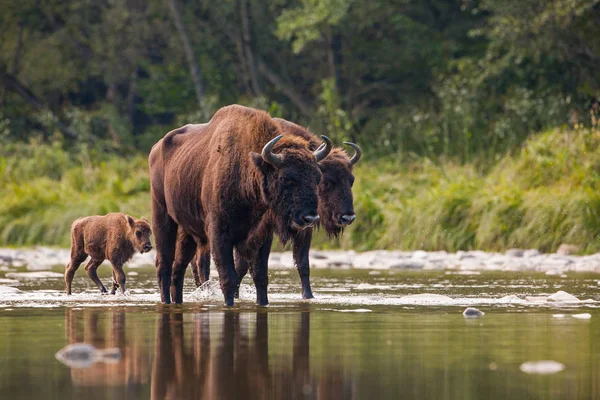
[316,142,362,237]
[250,135,332,243]
[126,216,153,253]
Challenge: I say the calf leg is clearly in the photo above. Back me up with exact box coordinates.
[110,263,127,294]
[292,229,314,299]
[152,199,178,304]
[65,252,87,295]
[85,259,107,294]
[110,270,119,295]
[171,231,197,304]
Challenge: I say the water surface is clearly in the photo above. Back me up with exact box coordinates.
[0,267,599,399]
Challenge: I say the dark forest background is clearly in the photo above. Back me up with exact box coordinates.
[1,0,600,251]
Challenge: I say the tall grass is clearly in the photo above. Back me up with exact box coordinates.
[2,126,600,252]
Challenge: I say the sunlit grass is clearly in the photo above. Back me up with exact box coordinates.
[2,126,600,252]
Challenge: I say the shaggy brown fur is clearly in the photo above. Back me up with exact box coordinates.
[64,213,152,295]
[190,118,360,299]
[149,105,324,305]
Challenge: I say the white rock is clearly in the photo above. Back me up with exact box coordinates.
[498,295,522,303]
[572,313,592,320]
[547,291,580,303]
[0,286,21,294]
[552,314,565,318]
[520,361,565,374]
[412,250,428,259]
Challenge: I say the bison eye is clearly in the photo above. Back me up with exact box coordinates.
[136,231,142,238]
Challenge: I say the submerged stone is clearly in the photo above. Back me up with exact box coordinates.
[520,360,565,375]
[462,307,485,318]
[55,343,121,369]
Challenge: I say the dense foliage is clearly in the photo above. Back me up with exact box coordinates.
[1,0,598,159]
[1,0,599,250]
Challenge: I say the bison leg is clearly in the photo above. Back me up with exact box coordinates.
[210,231,237,306]
[152,200,178,304]
[65,252,87,295]
[197,248,211,285]
[250,234,273,306]
[292,229,314,299]
[84,259,107,294]
[171,231,196,304]
[234,248,250,299]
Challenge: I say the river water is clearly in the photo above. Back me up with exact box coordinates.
[0,266,599,399]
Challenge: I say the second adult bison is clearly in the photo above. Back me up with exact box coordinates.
[191,118,361,300]
[148,105,331,305]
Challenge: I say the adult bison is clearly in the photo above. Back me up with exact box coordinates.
[148,105,331,305]
[190,118,361,300]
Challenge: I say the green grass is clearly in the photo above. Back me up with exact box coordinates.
[2,126,600,252]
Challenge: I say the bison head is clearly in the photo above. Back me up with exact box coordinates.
[316,142,362,237]
[127,216,153,253]
[250,135,331,243]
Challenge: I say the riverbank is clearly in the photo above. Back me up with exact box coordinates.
[2,247,600,275]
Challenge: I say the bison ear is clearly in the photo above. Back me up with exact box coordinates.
[250,152,272,176]
[127,215,135,229]
[141,217,149,224]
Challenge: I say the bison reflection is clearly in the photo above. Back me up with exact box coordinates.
[64,309,150,388]
[151,311,355,400]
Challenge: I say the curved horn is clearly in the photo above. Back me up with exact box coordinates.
[314,135,332,161]
[343,142,362,166]
[261,135,284,166]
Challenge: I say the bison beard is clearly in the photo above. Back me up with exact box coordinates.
[149,105,329,305]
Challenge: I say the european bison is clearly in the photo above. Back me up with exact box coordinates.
[64,213,153,295]
[190,118,361,299]
[148,105,331,305]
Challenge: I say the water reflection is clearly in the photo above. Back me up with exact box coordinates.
[63,309,354,399]
[64,309,150,388]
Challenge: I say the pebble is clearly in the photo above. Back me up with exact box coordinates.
[520,360,565,374]
[462,307,485,318]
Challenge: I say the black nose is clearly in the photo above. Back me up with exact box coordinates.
[302,214,320,226]
[143,243,152,251]
[341,214,356,225]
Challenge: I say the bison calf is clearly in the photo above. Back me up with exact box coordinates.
[65,213,153,295]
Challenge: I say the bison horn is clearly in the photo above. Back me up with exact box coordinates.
[343,142,362,166]
[314,135,332,161]
[261,135,284,166]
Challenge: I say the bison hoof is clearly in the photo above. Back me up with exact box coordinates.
[302,291,314,300]
[224,298,234,307]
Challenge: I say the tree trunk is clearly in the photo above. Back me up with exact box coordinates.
[168,0,204,107]
[240,0,261,96]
